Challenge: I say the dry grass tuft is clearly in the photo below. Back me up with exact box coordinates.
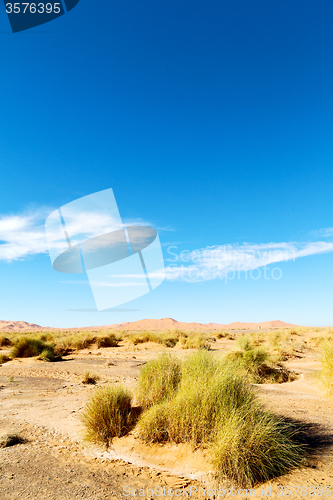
[0,336,12,347]
[179,332,211,350]
[320,342,333,395]
[80,384,132,448]
[136,353,181,408]
[0,354,11,364]
[0,433,26,448]
[82,371,100,385]
[225,337,296,384]
[11,337,57,361]
[126,330,178,347]
[136,351,305,486]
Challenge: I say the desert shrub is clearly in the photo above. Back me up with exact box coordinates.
[82,371,99,385]
[96,334,119,348]
[137,351,305,486]
[136,353,181,408]
[0,336,12,347]
[211,410,305,487]
[71,334,97,350]
[226,339,295,384]
[0,433,25,448]
[216,331,229,339]
[37,348,56,362]
[127,331,178,348]
[11,337,56,360]
[138,354,256,445]
[179,333,211,350]
[0,354,11,364]
[320,342,333,395]
[80,384,132,448]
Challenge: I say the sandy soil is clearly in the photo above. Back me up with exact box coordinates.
[0,330,332,499]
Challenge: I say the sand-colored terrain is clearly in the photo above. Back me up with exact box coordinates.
[0,322,332,499]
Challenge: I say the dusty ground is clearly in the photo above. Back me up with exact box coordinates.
[0,330,333,499]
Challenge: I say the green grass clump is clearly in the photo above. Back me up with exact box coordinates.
[11,337,56,360]
[179,333,211,350]
[136,353,181,408]
[0,433,25,448]
[320,342,333,395]
[0,336,12,347]
[0,354,11,364]
[82,371,99,385]
[80,384,132,448]
[226,337,296,384]
[96,333,120,348]
[127,331,178,347]
[137,351,305,486]
[211,409,304,486]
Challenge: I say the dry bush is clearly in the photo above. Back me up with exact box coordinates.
[96,333,120,348]
[0,433,25,448]
[179,333,211,350]
[126,331,178,347]
[225,337,296,383]
[82,371,99,385]
[0,336,12,347]
[0,354,11,364]
[216,331,229,339]
[11,337,56,361]
[80,384,132,448]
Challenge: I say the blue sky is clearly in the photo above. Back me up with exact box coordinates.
[1,0,333,327]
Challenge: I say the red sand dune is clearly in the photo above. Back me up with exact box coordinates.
[0,318,301,332]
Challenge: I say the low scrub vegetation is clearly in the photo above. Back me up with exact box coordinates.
[11,337,57,361]
[0,433,25,448]
[320,341,333,395]
[126,330,178,347]
[136,351,305,486]
[178,332,211,350]
[225,336,296,384]
[0,336,12,347]
[80,384,132,448]
[136,353,181,408]
[82,371,99,385]
[0,353,11,364]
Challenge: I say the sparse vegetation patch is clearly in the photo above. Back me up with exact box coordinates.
[136,351,305,486]
[0,433,26,448]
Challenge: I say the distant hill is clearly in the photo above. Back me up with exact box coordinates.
[0,317,301,332]
[105,318,301,331]
[0,320,51,332]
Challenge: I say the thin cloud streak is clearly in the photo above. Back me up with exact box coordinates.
[0,209,155,262]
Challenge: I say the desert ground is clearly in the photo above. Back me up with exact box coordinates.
[0,319,332,499]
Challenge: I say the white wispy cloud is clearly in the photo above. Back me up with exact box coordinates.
[1,209,333,286]
[310,227,333,238]
[0,209,155,262]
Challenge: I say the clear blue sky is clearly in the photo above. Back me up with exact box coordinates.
[1,0,333,327]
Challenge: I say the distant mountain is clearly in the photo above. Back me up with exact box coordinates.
[107,318,300,331]
[0,317,301,332]
[0,320,51,332]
